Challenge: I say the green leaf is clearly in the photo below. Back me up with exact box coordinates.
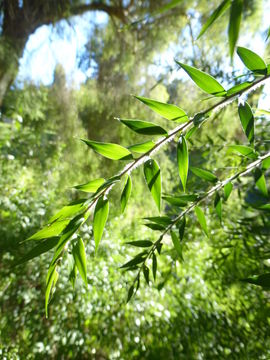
[144,223,165,231]
[125,240,153,247]
[121,252,147,268]
[238,102,254,145]
[15,238,59,266]
[171,231,183,261]
[255,109,270,117]
[224,182,233,201]
[74,178,105,193]
[48,199,87,223]
[126,284,134,303]
[190,166,218,183]
[262,157,270,170]
[144,158,161,212]
[178,216,186,241]
[162,195,187,207]
[242,273,270,288]
[96,175,121,193]
[228,145,258,159]
[214,192,222,222]
[228,0,243,58]
[194,206,209,237]
[177,135,189,192]
[197,0,231,39]
[81,139,133,160]
[143,265,150,285]
[176,62,226,96]
[237,47,267,74]
[155,0,184,15]
[152,253,157,281]
[72,237,87,286]
[68,260,77,289]
[27,219,70,241]
[93,197,109,253]
[226,82,252,96]
[120,119,167,136]
[255,169,268,197]
[128,140,155,153]
[143,216,172,226]
[45,266,58,318]
[121,175,132,213]
[134,95,188,122]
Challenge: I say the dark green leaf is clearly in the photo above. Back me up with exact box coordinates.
[177,135,189,192]
[81,139,133,160]
[121,252,147,268]
[68,261,77,289]
[238,102,254,145]
[214,192,222,222]
[224,182,233,201]
[241,273,270,288]
[194,206,209,237]
[176,62,226,96]
[126,284,134,303]
[72,237,87,286]
[190,166,218,183]
[121,175,132,213]
[237,46,267,74]
[144,223,165,231]
[197,0,231,39]
[143,216,172,226]
[74,178,105,193]
[156,243,163,255]
[128,141,155,153]
[171,231,183,261]
[162,195,187,207]
[93,197,109,253]
[255,168,268,197]
[144,158,161,212]
[178,216,186,241]
[228,145,258,159]
[143,265,150,285]
[228,0,243,58]
[134,95,188,122]
[120,119,167,136]
[125,240,153,247]
[152,253,157,281]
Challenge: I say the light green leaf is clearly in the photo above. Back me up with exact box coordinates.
[45,266,58,318]
[190,166,218,183]
[194,206,209,237]
[226,82,252,96]
[214,192,222,222]
[262,157,270,170]
[237,47,267,74]
[197,0,231,39]
[144,159,161,212]
[177,135,189,192]
[255,169,268,197]
[128,140,155,153]
[228,0,243,58]
[93,197,109,253]
[81,139,133,160]
[134,95,188,122]
[176,62,226,96]
[74,178,105,193]
[171,231,183,261]
[15,237,59,266]
[120,119,167,136]
[224,182,233,201]
[155,0,183,15]
[72,237,87,286]
[27,219,70,241]
[255,109,270,117]
[121,175,132,213]
[48,199,87,223]
[228,145,258,159]
[238,102,254,145]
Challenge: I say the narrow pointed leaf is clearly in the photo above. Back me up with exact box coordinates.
[177,135,189,192]
[72,237,87,286]
[194,206,208,237]
[69,262,77,289]
[241,273,270,288]
[144,223,165,231]
[152,253,157,281]
[121,175,132,213]
[48,199,87,223]
[134,95,188,122]
[144,159,161,212]
[190,166,218,183]
[27,219,70,241]
[45,266,58,318]
[214,192,222,222]
[126,284,134,303]
[171,231,183,261]
[255,169,268,197]
[226,82,252,96]
[144,216,172,226]
[228,0,243,58]
[197,0,231,39]
[143,265,150,285]
[120,119,167,136]
[179,216,186,241]
[176,62,226,96]
[81,139,133,160]
[74,178,105,193]
[238,102,254,145]
[237,47,267,74]
[228,145,258,159]
[93,197,109,253]
[262,157,270,170]
[121,252,147,268]
[128,140,155,153]
[224,182,233,201]
[125,240,153,247]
